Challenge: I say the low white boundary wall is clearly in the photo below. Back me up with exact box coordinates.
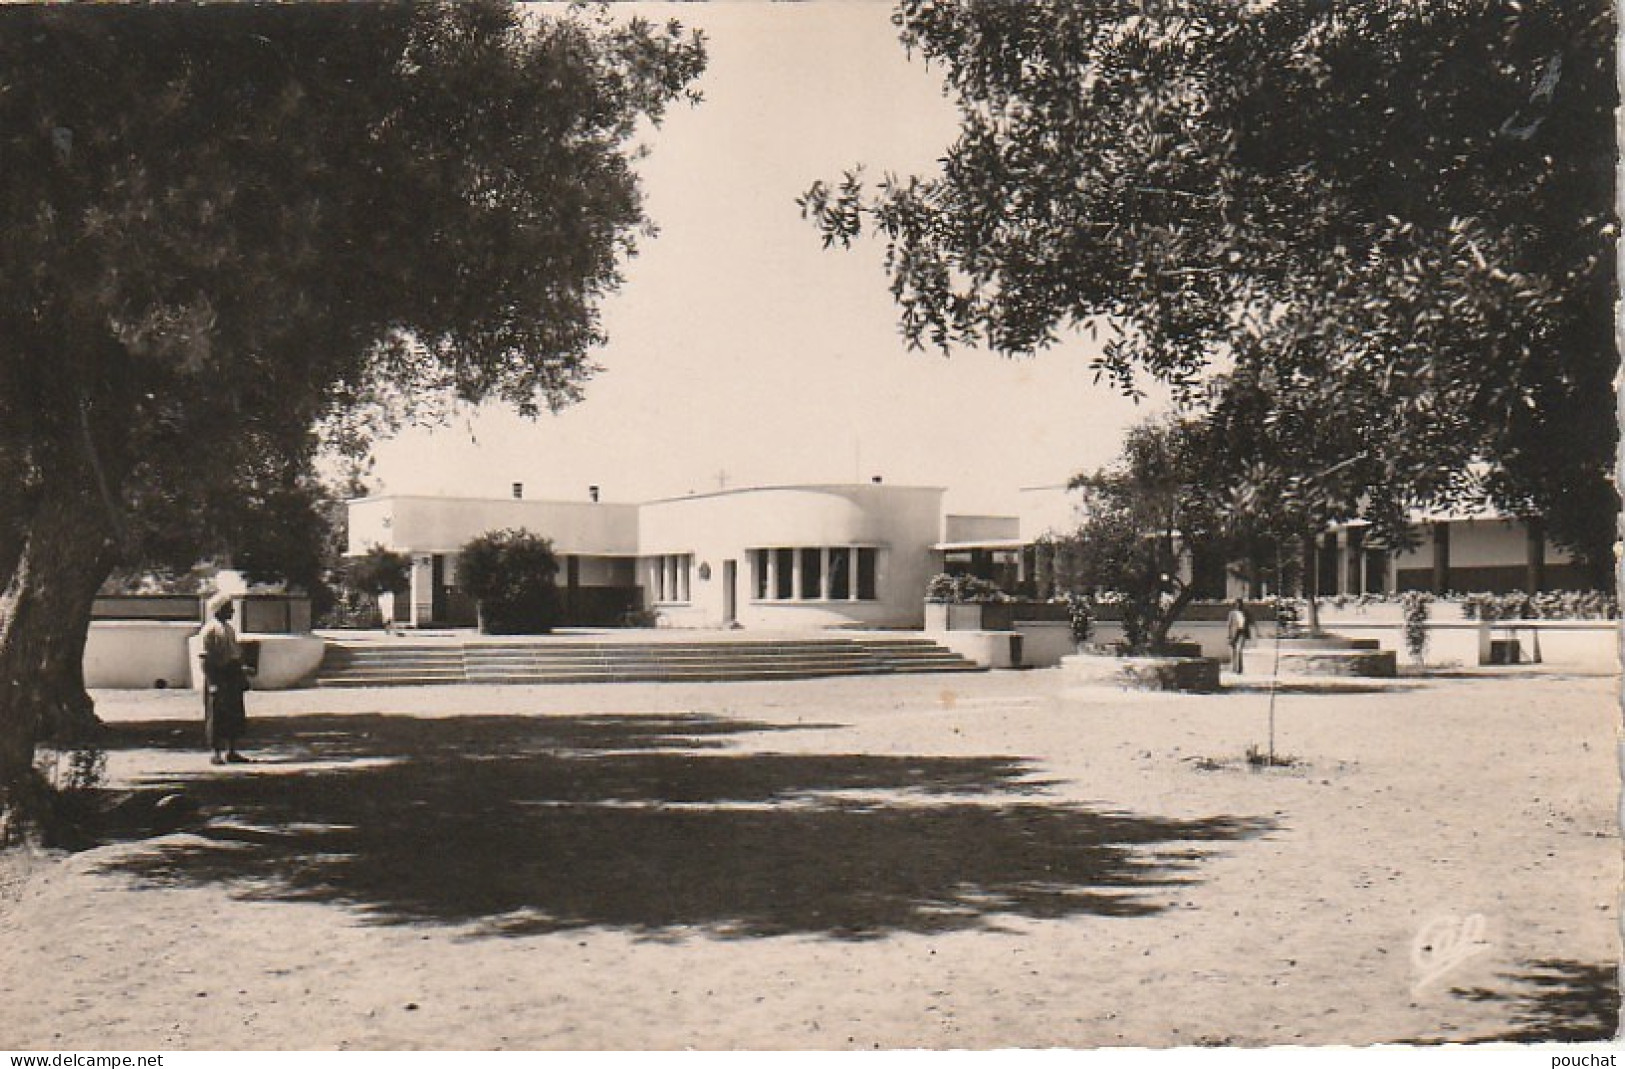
[84,622,196,689]
[942,611,1618,672]
[84,621,326,690]
[1327,619,1618,671]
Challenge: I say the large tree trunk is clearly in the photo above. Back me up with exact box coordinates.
[1300,532,1322,636]
[0,471,119,841]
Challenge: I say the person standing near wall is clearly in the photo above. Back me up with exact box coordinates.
[1226,598,1254,675]
[199,593,254,764]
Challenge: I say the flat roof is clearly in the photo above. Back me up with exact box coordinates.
[350,484,946,508]
[346,493,637,508]
[638,482,947,506]
[932,539,1028,552]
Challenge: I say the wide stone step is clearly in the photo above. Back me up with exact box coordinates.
[464,667,893,685]
[330,647,466,658]
[318,674,474,688]
[319,667,465,677]
[463,647,874,660]
[464,640,867,652]
[329,655,466,667]
[465,657,878,669]
[463,651,875,665]
[324,654,465,667]
[314,635,984,686]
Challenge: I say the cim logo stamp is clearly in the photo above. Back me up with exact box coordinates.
[1411,913,1491,995]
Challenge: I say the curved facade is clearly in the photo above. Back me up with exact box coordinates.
[640,484,944,629]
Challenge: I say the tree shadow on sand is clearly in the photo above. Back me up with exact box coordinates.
[92,712,1276,941]
[1441,960,1620,1043]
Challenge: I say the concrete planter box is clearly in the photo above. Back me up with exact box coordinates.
[1274,635,1397,677]
[1013,620,1075,667]
[934,630,1024,668]
[1277,648,1398,677]
[924,601,1015,632]
[1061,652,1221,693]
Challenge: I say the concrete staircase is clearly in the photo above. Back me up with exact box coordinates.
[315,635,982,688]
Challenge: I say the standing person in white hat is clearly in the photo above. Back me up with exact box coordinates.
[198,592,254,764]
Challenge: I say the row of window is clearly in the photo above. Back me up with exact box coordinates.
[652,554,692,604]
[750,546,878,602]
[650,547,880,604]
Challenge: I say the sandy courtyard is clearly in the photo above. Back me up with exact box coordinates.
[0,664,1618,1050]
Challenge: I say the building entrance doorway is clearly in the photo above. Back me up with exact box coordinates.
[722,559,738,626]
[430,554,448,624]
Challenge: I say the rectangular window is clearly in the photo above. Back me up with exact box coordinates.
[752,549,768,600]
[774,548,794,600]
[828,547,851,600]
[654,554,691,603]
[857,547,877,601]
[800,547,822,600]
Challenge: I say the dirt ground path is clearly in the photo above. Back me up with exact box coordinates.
[0,666,1617,1050]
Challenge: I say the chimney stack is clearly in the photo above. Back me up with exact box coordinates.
[512,482,524,499]
[589,485,600,503]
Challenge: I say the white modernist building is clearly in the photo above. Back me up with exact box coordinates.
[348,482,1001,630]
[347,482,1599,631]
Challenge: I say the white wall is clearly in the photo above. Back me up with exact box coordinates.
[84,623,196,689]
[346,498,397,556]
[1391,517,1579,574]
[944,514,1020,542]
[638,485,945,628]
[1324,620,1616,671]
[85,624,327,690]
[349,496,640,556]
[187,634,327,690]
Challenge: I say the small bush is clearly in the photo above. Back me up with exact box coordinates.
[344,544,411,599]
[456,528,561,634]
[1460,590,1617,622]
[36,742,107,793]
[1272,597,1303,635]
[322,588,384,629]
[1064,593,1095,645]
[337,544,411,628]
[620,605,659,628]
[924,572,1009,603]
[1245,744,1299,769]
[1400,591,1431,662]
[1120,598,1152,653]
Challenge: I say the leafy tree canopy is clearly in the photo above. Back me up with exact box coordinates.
[1058,418,1228,652]
[0,1,703,832]
[804,0,1615,565]
[1,1,703,547]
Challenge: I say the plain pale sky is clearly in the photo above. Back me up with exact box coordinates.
[368,1,1168,517]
